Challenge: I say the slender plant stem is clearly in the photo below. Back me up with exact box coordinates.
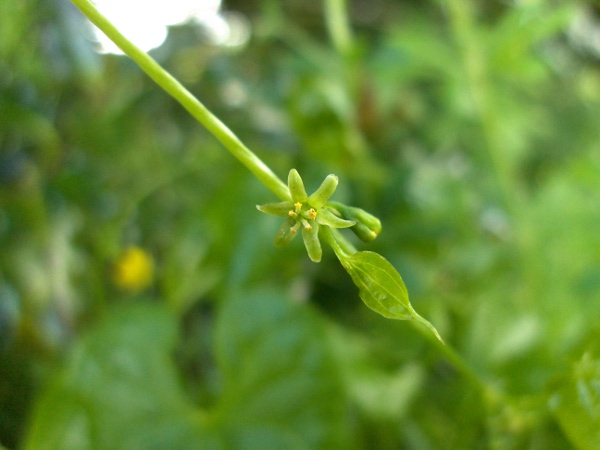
[323,226,505,403]
[320,227,356,259]
[442,0,543,313]
[71,0,506,408]
[70,0,290,201]
[323,0,353,58]
[414,320,502,404]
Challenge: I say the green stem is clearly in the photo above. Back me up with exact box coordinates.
[71,0,509,414]
[323,226,503,404]
[442,0,541,310]
[443,0,511,200]
[70,0,290,201]
[415,320,502,406]
[323,0,353,58]
[321,227,357,259]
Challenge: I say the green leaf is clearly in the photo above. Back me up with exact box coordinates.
[550,352,600,450]
[23,303,218,450]
[215,289,355,449]
[24,294,355,449]
[340,251,443,343]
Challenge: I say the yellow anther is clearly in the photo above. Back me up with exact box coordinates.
[288,210,297,218]
[308,208,317,220]
[290,227,297,234]
[301,218,312,230]
[293,202,303,216]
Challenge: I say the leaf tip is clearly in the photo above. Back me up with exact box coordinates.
[415,314,444,344]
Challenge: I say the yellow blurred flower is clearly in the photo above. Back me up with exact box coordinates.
[113,246,154,292]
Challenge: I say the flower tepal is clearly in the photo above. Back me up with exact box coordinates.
[257,169,355,262]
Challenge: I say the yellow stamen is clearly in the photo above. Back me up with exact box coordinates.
[301,218,312,230]
[308,208,317,220]
[290,227,297,233]
[288,210,297,218]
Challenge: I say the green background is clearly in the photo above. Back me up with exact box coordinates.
[1,0,600,448]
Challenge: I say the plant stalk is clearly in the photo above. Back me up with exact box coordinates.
[70,0,290,201]
[323,0,353,58]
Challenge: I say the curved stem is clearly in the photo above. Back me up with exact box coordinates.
[323,0,353,58]
[71,0,510,416]
[415,320,502,405]
[320,226,357,259]
[323,227,503,403]
[70,0,290,201]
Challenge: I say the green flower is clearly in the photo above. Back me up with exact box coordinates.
[257,169,355,262]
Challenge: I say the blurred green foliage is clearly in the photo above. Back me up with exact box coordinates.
[2,0,600,448]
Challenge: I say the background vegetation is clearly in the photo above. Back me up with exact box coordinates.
[1,0,600,448]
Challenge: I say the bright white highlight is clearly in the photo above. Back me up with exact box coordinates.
[91,0,222,54]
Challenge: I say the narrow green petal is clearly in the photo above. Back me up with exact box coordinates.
[308,174,338,208]
[257,201,295,217]
[317,208,355,228]
[302,221,322,262]
[288,169,308,203]
[274,218,300,248]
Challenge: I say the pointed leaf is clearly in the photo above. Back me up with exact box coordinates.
[340,251,443,342]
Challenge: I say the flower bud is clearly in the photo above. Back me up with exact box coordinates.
[329,202,382,242]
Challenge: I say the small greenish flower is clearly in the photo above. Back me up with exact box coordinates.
[257,169,355,262]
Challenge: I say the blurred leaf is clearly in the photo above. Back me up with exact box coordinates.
[7,0,600,447]
[327,324,425,420]
[23,303,217,450]
[488,2,575,80]
[550,332,600,450]
[24,289,354,449]
[214,288,355,449]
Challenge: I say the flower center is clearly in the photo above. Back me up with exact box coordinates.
[287,203,318,231]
